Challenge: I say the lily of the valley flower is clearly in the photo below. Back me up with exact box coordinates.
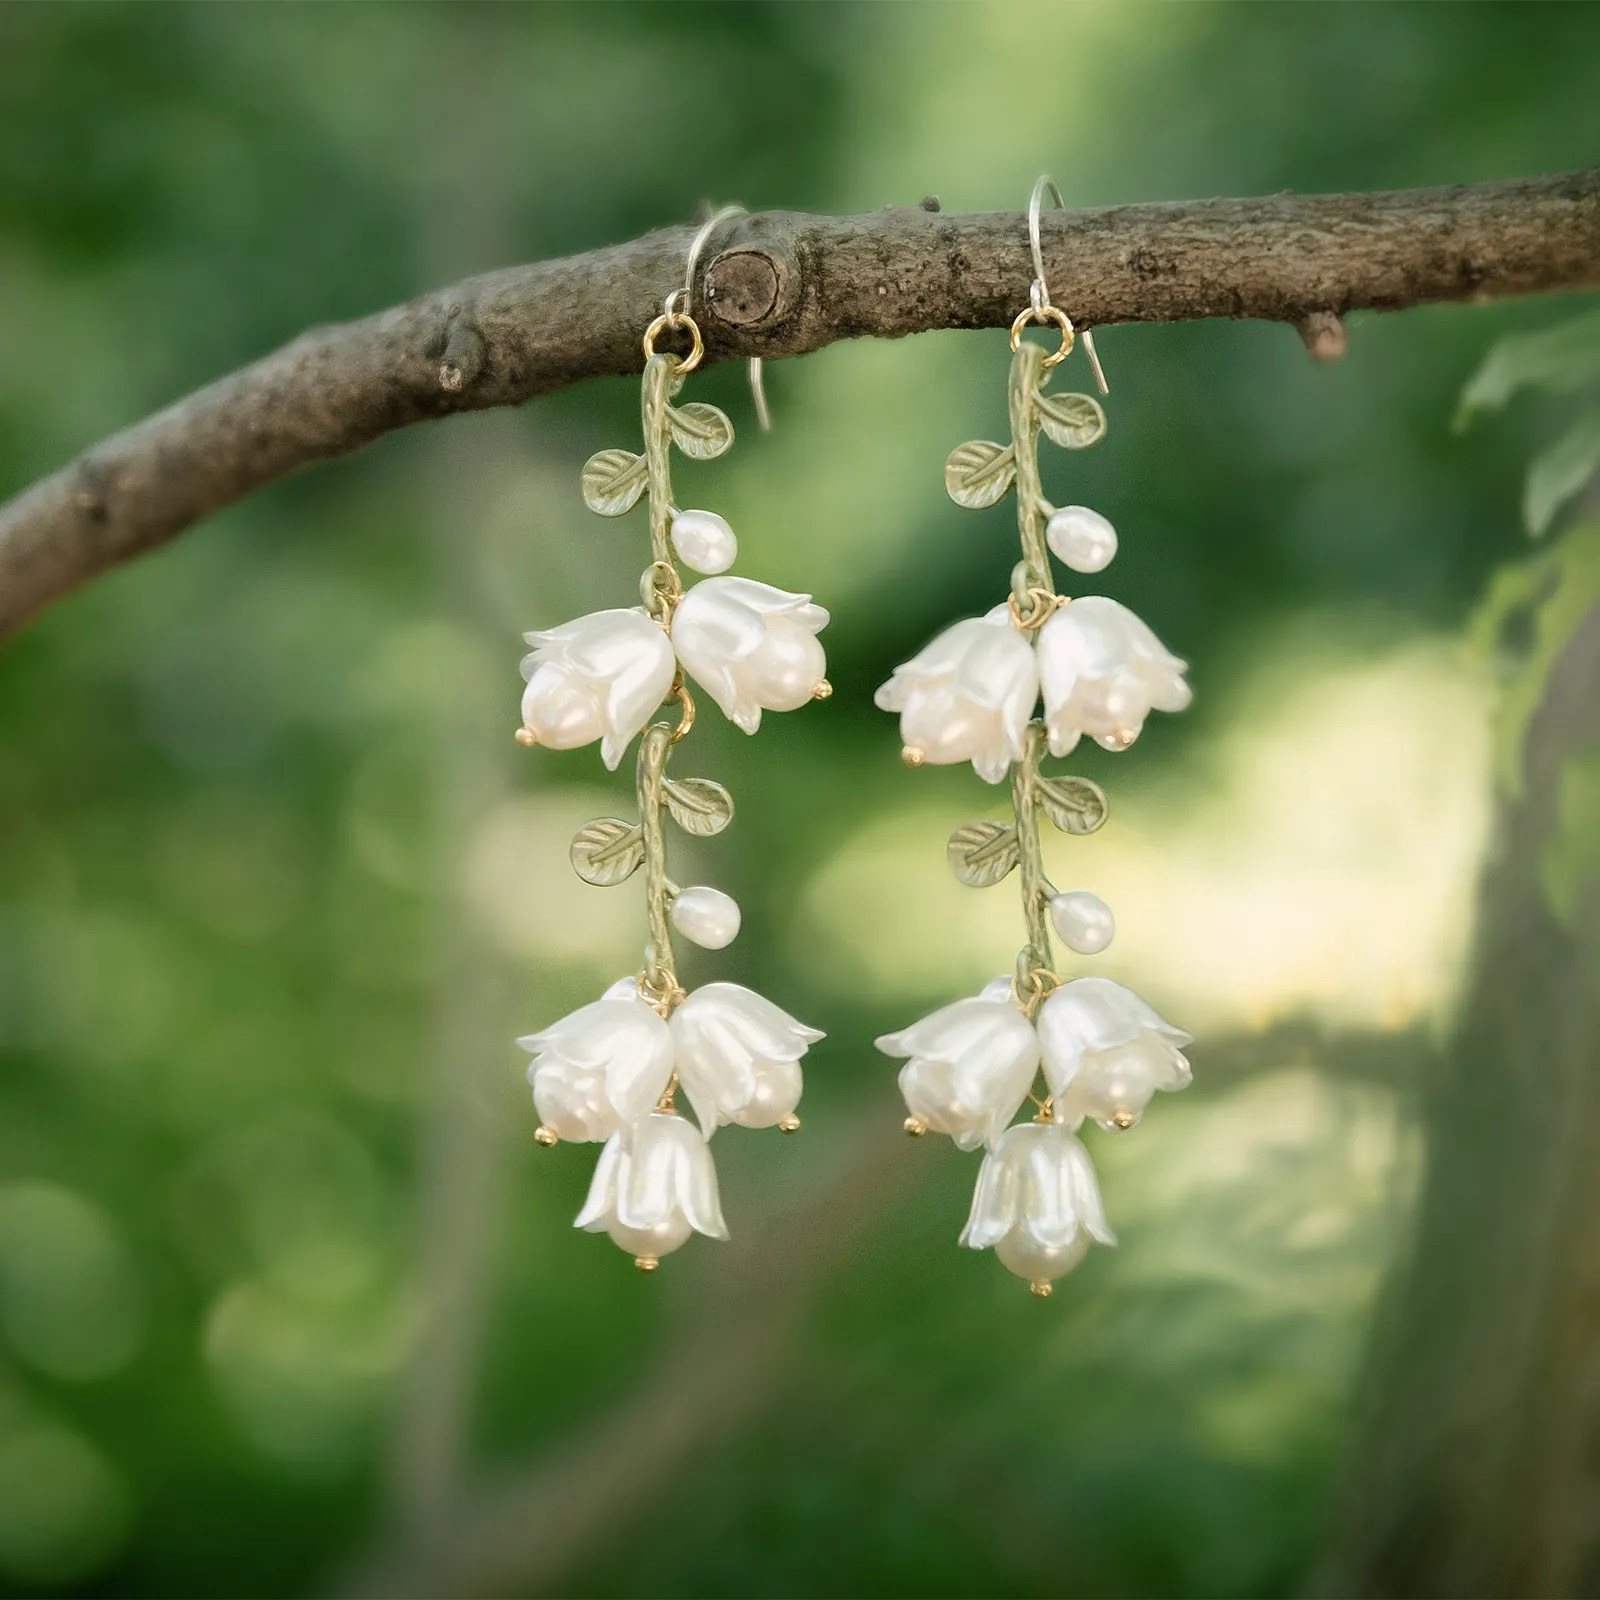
[517,977,674,1143]
[671,577,830,734]
[1037,596,1190,756]
[873,610,1037,783]
[1038,976,1192,1133]
[670,982,824,1132]
[961,1120,1116,1288]
[877,978,1039,1150]
[575,1112,729,1263]
[521,608,676,770]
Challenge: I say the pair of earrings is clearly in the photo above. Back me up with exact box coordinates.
[514,182,1193,1297]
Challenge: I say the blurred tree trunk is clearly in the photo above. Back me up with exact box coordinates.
[1316,577,1600,1597]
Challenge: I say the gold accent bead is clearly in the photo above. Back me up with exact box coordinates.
[902,746,926,768]
[811,679,833,700]
[533,1124,558,1148]
[1112,727,1136,749]
[778,1114,802,1134]
[633,1255,660,1273]
[904,1115,927,1137]
[1109,1109,1136,1130]
[514,728,538,747]
[1029,1279,1053,1299]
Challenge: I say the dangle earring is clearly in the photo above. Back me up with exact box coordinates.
[513,207,828,1272]
[874,177,1194,1298]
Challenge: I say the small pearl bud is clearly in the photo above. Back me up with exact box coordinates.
[1048,890,1114,955]
[669,885,741,949]
[670,510,738,575]
[1045,506,1117,574]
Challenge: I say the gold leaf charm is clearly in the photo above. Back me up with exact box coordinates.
[661,777,734,836]
[1034,391,1106,451]
[668,402,734,461]
[570,818,646,885]
[944,440,1017,509]
[947,820,1021,887]
[581,449,648,516]
[1035,775,1109,835]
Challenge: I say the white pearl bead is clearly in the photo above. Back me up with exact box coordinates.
[996,1227,1090,1283]
[606,1212,692,1259]
[669,886,741,949]
[1049,890,1114,954]
[670,510,738,575]
[1046,506,1117,574]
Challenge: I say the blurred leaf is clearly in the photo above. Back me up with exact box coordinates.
[580,449,647,517]
[1037,774,1109,835]
[569,819,644,885]
[661,777,734,836]
[669,402,734,461]
[1524,409,1600,536]
[1036,390,1107,450]
[946,820,1019,886]
[944,441,1015,509]
[1456,309,1600,428]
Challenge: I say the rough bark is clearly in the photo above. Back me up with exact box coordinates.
[1,169,1598,638]
[1314,593,1600,1597]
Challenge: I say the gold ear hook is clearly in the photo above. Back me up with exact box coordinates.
[681,203,772,430]
[1027,174,1109,396]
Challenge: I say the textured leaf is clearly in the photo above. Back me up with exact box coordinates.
[661,777,734,836]
[1525,409,1600,537]
[669,402,734,461]
[580,449,647,516]
[1457,309,1600,428]
[570,818,645,885]
[944,441,1016,509]
[946,820,1020,887]
[1034,390,1107,450]
[1036,775,1109,836]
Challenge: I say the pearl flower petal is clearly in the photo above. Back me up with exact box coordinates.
[876,984,1039,1150]
[670,982,824,1133]
[960,1122,1115,1284]
[520,609,676,770]
[574,1114,729,1257]
[1037,597,1190,759]
[517,977,675,1141]
[671,578,830,734]
[1037,977,1192,1132]
[874,614,1039,783]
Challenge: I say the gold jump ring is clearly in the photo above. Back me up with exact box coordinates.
[642,311,705,373]
[1009,304,1075,370]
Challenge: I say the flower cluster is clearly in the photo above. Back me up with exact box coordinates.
[521,574,829,770]
[523,980,823,1264]
[876,331,1193,1295]
[874,596,1189,783]
[514,337,828,1268]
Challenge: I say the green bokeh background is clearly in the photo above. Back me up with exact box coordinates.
[0,3,1597,1595]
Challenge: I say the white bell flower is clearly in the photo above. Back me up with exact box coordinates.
[960,1121,1116,1288]
[1036,596,1190,756]
[876,977,1039,1150]
[669,982,824,1133]
[873,610,1038,782]
[520,608,676,770]
[1037,976,1192,1133]
[517,977,674,1143]
[574,1112,729,1262]
[670,577,830,734]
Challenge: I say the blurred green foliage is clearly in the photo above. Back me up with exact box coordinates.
[0,3,1598,1596]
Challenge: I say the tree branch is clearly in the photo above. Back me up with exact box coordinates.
[2,167,1597,638]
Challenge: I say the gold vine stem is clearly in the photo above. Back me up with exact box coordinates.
[634,352,691,1014]
[1007,340,1054,601]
